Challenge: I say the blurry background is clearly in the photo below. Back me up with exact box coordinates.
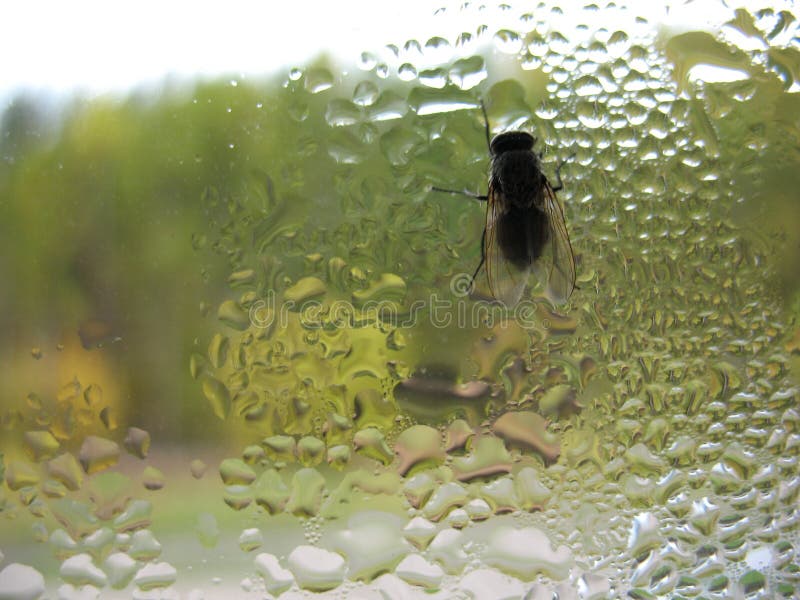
[2,0,797,443]
[1,0,799,597]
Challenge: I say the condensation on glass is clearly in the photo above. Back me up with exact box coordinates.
[1,1,799,598]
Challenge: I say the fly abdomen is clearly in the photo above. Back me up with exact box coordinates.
[495,206,549,269]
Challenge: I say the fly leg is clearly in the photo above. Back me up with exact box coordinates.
[430,98,492,199]
[479,99,491,153]
[469,226,487,288]
[431,186,487,291]
[551,152,576,192]
[430,187,488,201]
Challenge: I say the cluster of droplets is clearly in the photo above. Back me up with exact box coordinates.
[0,374,195,598]
[185,2,800,596]
[3,0,800,597]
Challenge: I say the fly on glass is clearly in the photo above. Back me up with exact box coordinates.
[432,101,576,307]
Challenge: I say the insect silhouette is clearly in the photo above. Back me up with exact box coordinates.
[432,101,576,306]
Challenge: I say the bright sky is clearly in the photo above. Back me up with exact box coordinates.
[2,0,480,98]
[1,0,778,101]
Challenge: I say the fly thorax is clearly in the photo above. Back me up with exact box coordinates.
[492,150,543,208]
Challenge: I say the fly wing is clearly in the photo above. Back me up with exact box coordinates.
[541,180,576,304]
[484,182,530,307]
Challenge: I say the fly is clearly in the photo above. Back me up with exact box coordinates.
[432,101,577,306]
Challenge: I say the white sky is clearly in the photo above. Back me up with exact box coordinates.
[2,0,478,97]
[0,0,783,101]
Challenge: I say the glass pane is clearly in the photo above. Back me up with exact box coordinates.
[1,1,799,598]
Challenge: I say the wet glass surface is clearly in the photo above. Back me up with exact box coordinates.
[1,1,799,598]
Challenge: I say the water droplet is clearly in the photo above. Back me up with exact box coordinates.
[113,499,152,532]
[451,436,512,482]
[398,63,418,81]
[287,546,346,591]
[103,552,138,589]
[494,29,522,53]
[254,553,294,595]
[331,512,408,580]
[286,468,326,517]
[133,561,177,591]
[201,376,231,420]
[484,526,572,579]
[142,466,165,491]
[304,68,334,93]
[353,81,379,107]
[189,459,207,479]
[359,51,378,71]
[296,436,325,466]
[394,554,444,589]
[23,430,60,462]
[459,569,525,599]
[78,436,120,475]
[253,469,290,514]
[0,563,46,600]
[217,300,249,330]
[421,481,470,521]
[418,68,448,89]
[423,36,451,62]
[194,513,219,548]
[123,427,150,459]
[325,99,360,127]
[238,528,263,552]
[219,458,256,485]
[129,530,162,562]
[427,528,468,574]
[448,55,487,90]
[367,91,407,122]
[492,411,560,464]
[394,425,444,476]
[408,86,477,116]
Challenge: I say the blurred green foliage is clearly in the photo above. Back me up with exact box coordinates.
[0,60,486,442]
[2,34,799,444]
[0,75,324,440]
[0,56,505,443]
